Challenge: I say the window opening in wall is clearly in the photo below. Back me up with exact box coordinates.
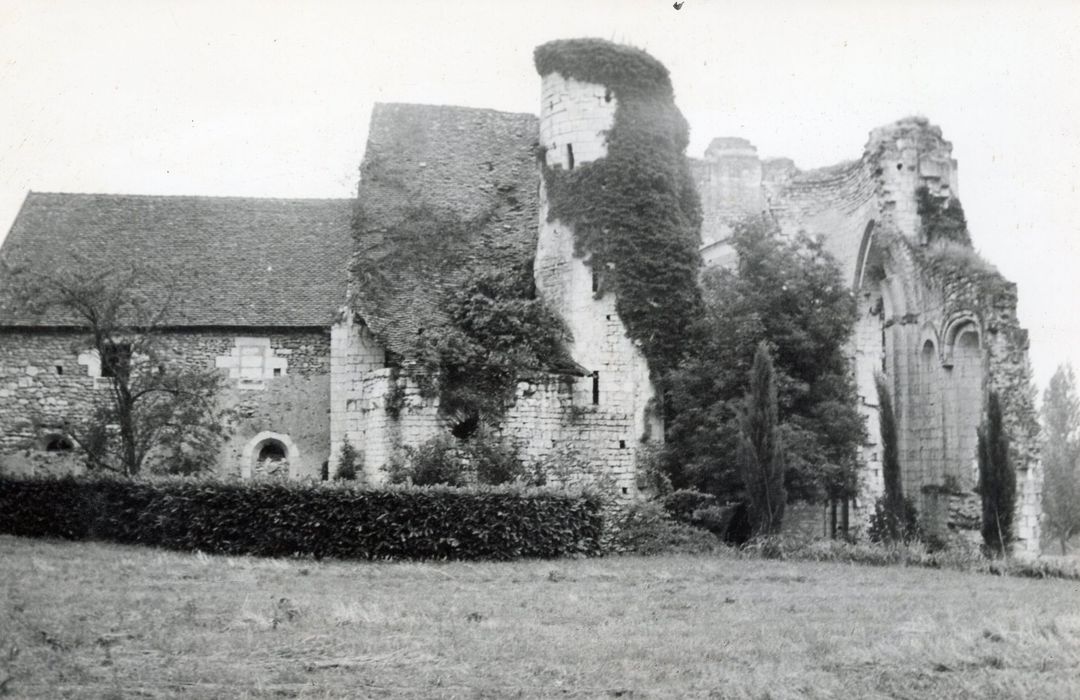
[604,88,612,103]
[451,412,480,440]
[258,440,287,462]
[591,264,600,293]
[101,342,131,379]
[592,371,600,405]
[55,365,63,375]
[273,367,282,377]
[619,439,626,449]
[566,143,575,170]
[44,435,74,452]
[321,461,329,481]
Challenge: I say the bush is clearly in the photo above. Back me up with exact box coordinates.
[468,427,526,486]
[662,489,738,538]
[663,489,719,521]
[604,501,719,556]
[335,439,360,481]
[867,495,922,544]
[0,475,602,561]
[387,435,465,486]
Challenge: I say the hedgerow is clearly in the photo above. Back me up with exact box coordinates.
[0,475,601,561]
[534,38,703,382]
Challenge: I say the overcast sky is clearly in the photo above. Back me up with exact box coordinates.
[2,0,1078,395]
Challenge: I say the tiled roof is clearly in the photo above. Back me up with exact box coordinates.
[352,103,541,357]
[0,193,354,327]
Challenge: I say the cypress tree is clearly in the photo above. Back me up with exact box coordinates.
[874,373,905,540]
[737,342,785,536]
[978,391,1015,556]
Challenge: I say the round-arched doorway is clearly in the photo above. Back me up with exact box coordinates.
[241,431,301,479]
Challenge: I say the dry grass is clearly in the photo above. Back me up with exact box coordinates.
[1,536,1078,698]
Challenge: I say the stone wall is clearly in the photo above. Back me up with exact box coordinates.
[534,70,659,499]
[0,328,331,479]
[694,117,1041,551]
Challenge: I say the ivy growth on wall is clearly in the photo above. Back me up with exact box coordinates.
[916,186,971,246]
[416,265,574,435]
[534,38,703,382]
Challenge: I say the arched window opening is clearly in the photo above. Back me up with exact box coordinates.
[258,440,287,462]
[44,434,74,452]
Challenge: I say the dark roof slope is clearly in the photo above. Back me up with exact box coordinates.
[352,103,540,356]
[0,193,353,327]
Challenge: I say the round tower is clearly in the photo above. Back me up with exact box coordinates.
[532,44,659,500]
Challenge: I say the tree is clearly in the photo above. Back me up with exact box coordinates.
[737,343,786,536]
[1041,364,1080,554]
[5,260,228,476]
[335,439,360,481]
[977,391,1016,557]
[873,372,905,541]
[664,216,863,520]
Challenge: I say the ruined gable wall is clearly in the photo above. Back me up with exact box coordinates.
[694,118,1039,550]
[0,328,331,479]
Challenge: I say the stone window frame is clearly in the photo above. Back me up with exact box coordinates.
[215,337,288,390]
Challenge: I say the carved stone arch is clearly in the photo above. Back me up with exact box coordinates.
[853,219,877,291]
[920,324,942,364]
[941,315,981,368]
[241,431,301,479]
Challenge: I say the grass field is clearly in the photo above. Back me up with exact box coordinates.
[1,536,1078,699]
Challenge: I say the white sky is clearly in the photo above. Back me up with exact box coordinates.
[2,0,1078,394]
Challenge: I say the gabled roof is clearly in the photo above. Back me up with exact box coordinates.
[0,193,354,327]
[352,103,541,357]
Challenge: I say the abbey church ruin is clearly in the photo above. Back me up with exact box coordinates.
[0,39,1042,550]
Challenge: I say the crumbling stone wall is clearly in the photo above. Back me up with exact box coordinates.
[0,328,331,479]
[694,117,1041,551]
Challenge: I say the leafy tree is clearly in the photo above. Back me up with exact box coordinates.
[664,217,863,513]
[1041,364,1080,554]
[5,260,228,476]
[737,342,786,535]
[978,391,1015,556]
[873,372,907,541]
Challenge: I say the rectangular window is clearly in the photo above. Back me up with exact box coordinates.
[592,371,600,405]
[566,143,575,170]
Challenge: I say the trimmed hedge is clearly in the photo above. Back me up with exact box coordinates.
[0,476,602,561]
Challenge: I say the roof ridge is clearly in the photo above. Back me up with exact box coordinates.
[25,191,355,204]
[371,101,537,119]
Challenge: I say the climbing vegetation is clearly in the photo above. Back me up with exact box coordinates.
[534,38,703,382]
[916,186,970,246]
[416,265,572,433]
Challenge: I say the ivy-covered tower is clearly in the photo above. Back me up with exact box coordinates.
[532,39,703,497]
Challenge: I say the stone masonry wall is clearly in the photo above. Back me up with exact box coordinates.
[535,70,658,500]
[695,118,1040,550]
[0,328,331,479]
